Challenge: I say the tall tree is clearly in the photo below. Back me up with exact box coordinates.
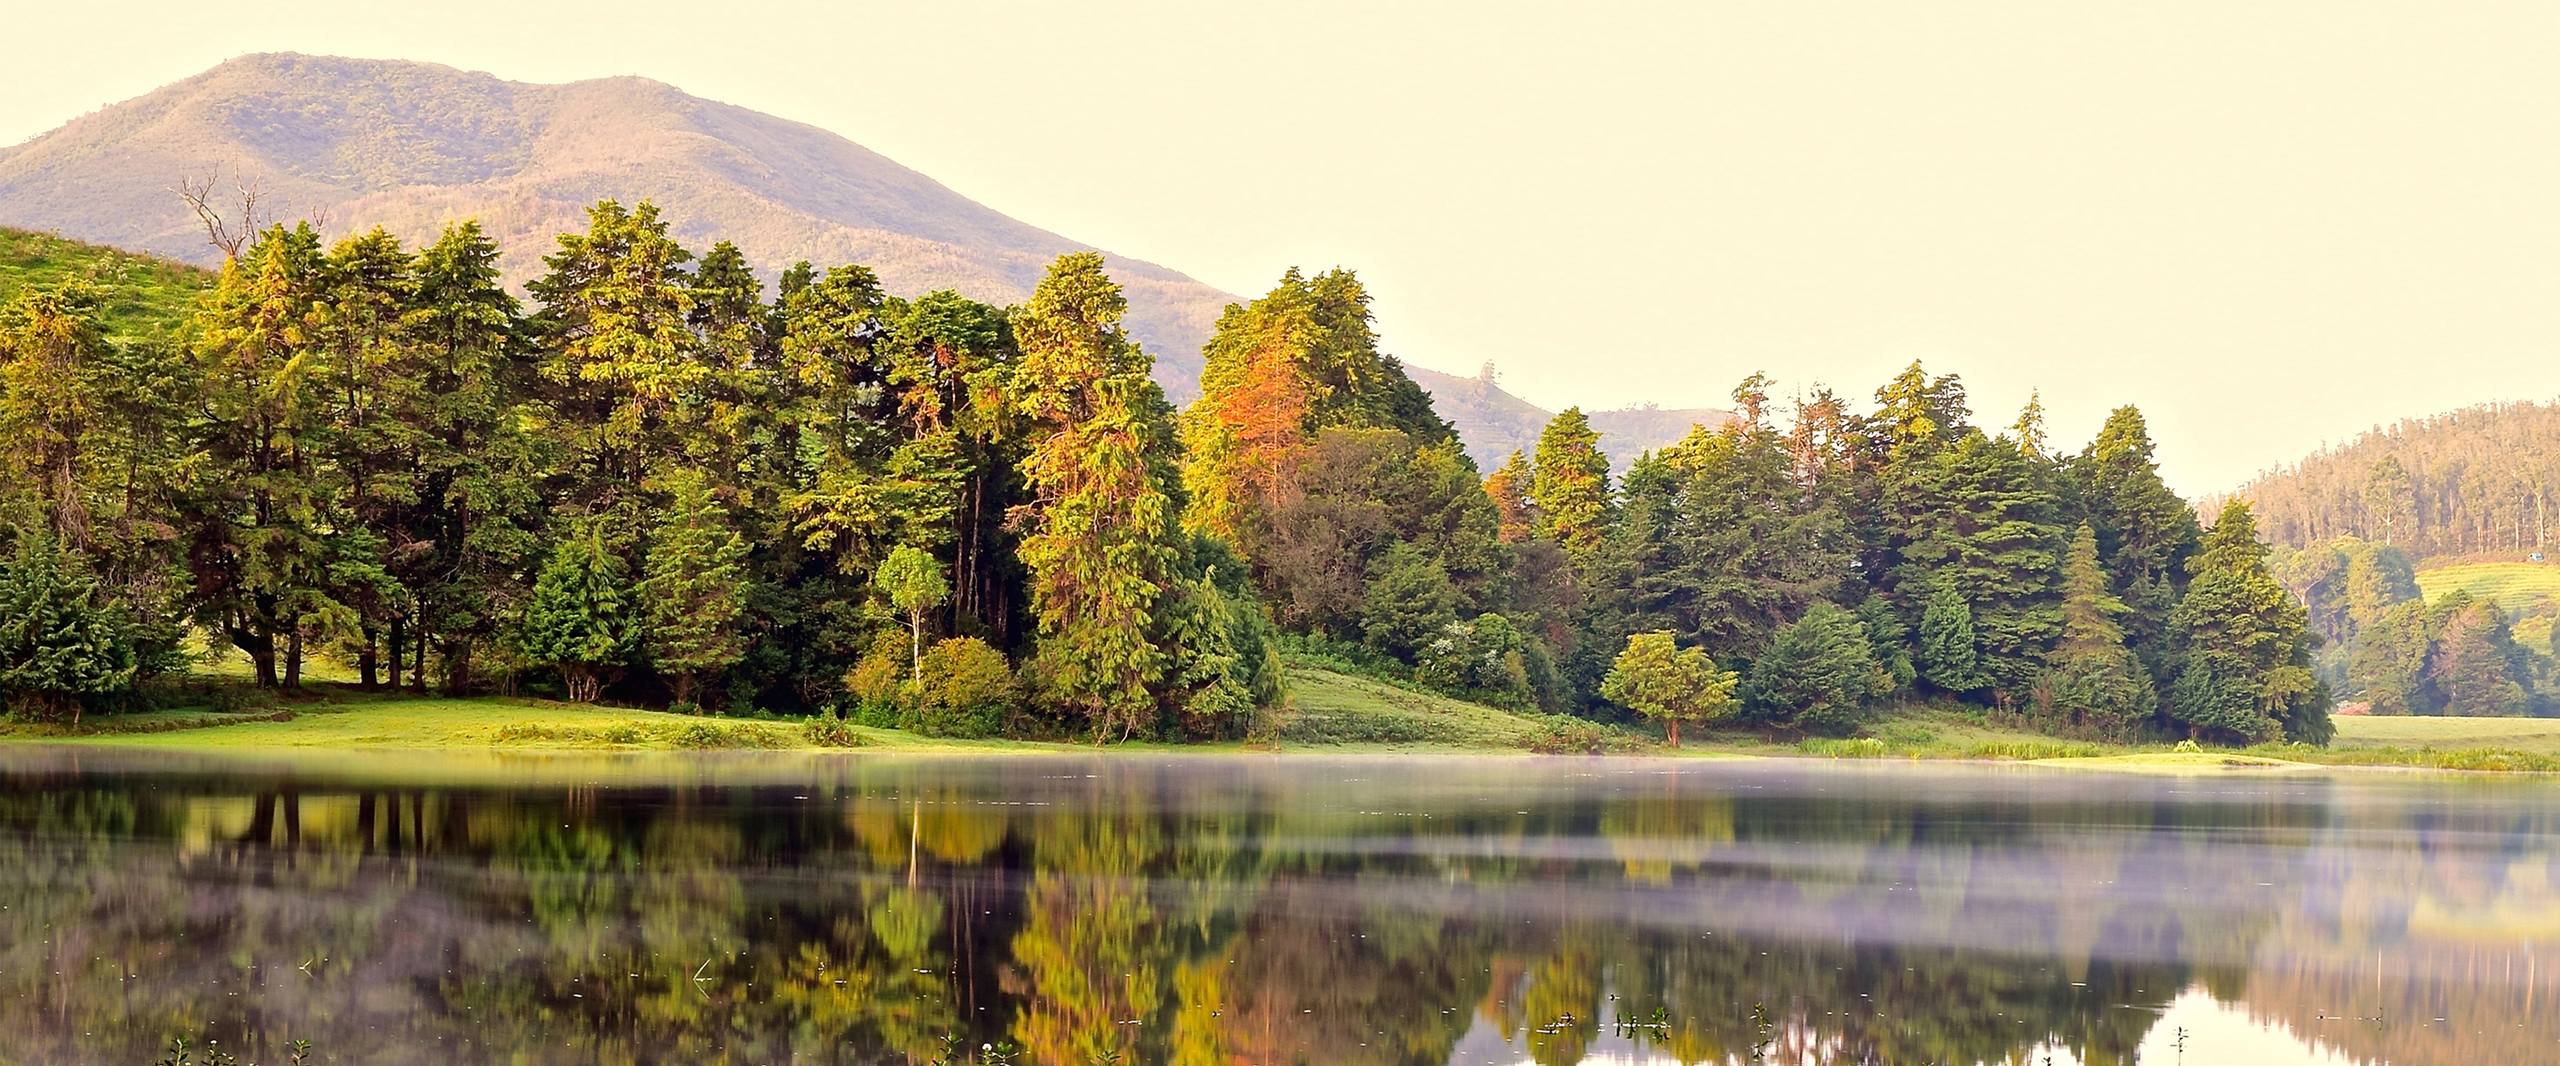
[874,544,949,679]
[527,200,699,519]
[1011,253,1183,740]
[520,523,639,703]
[2073,406,2199,677]
[1531,407,1613,558]
[1916,582,1989,696]
[1484,450,1536,545]
[2038,525,2157,736]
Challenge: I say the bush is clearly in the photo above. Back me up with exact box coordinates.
[844,632,911,728]
[1527,715,1613,755]
[803,715,861,748]
[912,637,1013,738]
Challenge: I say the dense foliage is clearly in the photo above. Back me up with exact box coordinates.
[2240,400,2560,562]
[0,202,2332,744]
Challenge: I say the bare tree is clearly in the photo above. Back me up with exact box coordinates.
[174,171,262,260]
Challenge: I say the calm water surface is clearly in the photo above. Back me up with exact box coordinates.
[0,750,2551,1065]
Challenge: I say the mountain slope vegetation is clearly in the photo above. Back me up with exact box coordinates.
[2237,400,2560,563]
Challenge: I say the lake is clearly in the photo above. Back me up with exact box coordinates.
[0,750,2550,1065]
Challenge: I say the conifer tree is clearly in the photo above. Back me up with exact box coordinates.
[528,200,699,517]
[0,532,135,723]
[1531,407,1613,557]
[2167,501,2331,743]
[638,472,751,706]
[2074,406,2199,676]
[1011,253,1182,740]
[1484,450,1536,544]
[521,523,639,703]
[1916,582,1989,696]
[2427,598,2532,717]
[2039,525,2156,735]
[1742,603,1886,736]
[1359,541,1459,661]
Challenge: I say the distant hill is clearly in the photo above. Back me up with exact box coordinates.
[0,53,1718,463]
[2235,400,2560,563]
[0,228,210,342]
[1403,363,1730,470]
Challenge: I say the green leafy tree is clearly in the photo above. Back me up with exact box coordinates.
[2345,599,2435,715]
[638,472,752,706]
[2427,598,2533,717]
[874,544,950,679]
[2038,525,2157,736]
[912,636,1014,738]
[527,200,700,518]
[520,524,639,703]
[1359,540,1459,661]
[1742,603,1886,736]
[1531,407,1613,557]
[0,531,135,723]
[2166,501,2332,744]
[1600,630,1738,747]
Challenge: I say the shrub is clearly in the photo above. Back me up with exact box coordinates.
[844,632,911,728]
[913,637,1013,738]
[803,715,861,748]
[1800,737,1889,758]
[1527,715,1612,755]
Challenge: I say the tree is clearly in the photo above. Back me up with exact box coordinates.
[1011,253,1183,741]
[2038,525,2157,736]
[1484,450,1536,544]
[2428,598,2533,717]
[1358,541,1458,661]
[520,524,639,703]
[527,199,699,518]
[2346,600,2435,715]
[1531,408,1613,557]
[2074,406,2199,677]
[638,472,751,706]
[1742,604,1886,736]
[2166,501,2332,744]
[0,532,135,723]
[1916,582,1989,696]
[875,544,950,679]
[1600,631,1738,747]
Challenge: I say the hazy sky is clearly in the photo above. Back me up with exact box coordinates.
[5,2,2556,492]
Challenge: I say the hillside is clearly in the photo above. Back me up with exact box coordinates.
[0,52,1715,461]
[0,228,211,341]
[2235,399,2560,562]
[1405,363,1729,470]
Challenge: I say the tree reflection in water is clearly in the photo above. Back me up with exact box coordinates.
[0,752,2551,1065]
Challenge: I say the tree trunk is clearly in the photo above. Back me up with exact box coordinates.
[387,618,406,693]
[284,629,303,689]
[672,672,696,708]
[446,641,475,695]
[1668,720,1681,748]
[413,630,429,692]
[358,631,380,690]
[911,610,925,679]
[239,627,278,688]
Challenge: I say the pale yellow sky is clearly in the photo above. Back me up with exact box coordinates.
[5,1,2556,493]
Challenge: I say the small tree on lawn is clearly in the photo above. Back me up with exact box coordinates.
[874,545,949,679]
[1600,630,1738,747]
[521,524,638,703]
[0,531,135,724]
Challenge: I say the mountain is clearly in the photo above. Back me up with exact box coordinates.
[0,53,1721,459]
[2234,399,2560,563]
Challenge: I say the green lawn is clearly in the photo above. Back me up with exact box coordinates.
[2415,560,2560,615]
[0,227,211,342]
[2332,713,2560,754]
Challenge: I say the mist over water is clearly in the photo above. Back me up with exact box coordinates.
[0,752,2549,1065]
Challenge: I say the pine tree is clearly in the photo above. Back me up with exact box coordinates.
[1531,407,1613,557]
[1012,253,1182,741]
[528,200,700,517]
[2074,406,2199,678]
[1916,581,1989,696]
[638,472,751,706]
[0,531,135,723]
[312,227,421,690]
[2167,501,2332,744]
[1742,603,1886,736]
[1358,541,1459,661]
[2428,598,2532,717]
[1600,630,1738,747]
[521,524,639,703]
[2038,525,2156,736]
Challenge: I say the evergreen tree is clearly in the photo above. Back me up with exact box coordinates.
[2345,600,2435,715]
[1627,420,1846,659]
[520,524,639,703]
[0,531,135,723]
[2428,598,2533,717]
[1916,581,1989,696]
[1011,253,1183,741]
[311,227,421,690]
[2038,525,2157,736]
[527,200,699,518]
[1530,407,1613,558]
[638,472,751,706]
[1895,431,2066,695]
[2073,406,2199,678]
[1600,630,1738,747]
[2166,501,2332,743]
[1742,603,1886,736]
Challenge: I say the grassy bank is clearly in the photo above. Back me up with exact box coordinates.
[12,663,2560,775]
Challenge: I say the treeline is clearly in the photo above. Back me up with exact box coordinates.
[0,201,2331,745]
[2279,536,2559,716]
[2240,400,2560,561]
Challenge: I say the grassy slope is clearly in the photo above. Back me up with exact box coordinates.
[0,227,211,341]
[2416,560,2560,613]
[2332,713,2560,754]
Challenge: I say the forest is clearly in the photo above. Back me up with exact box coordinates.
[2241,400,2560,562]
[0,202,2330,745]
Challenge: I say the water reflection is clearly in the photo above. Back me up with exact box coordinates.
[0,751,2551,1065]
